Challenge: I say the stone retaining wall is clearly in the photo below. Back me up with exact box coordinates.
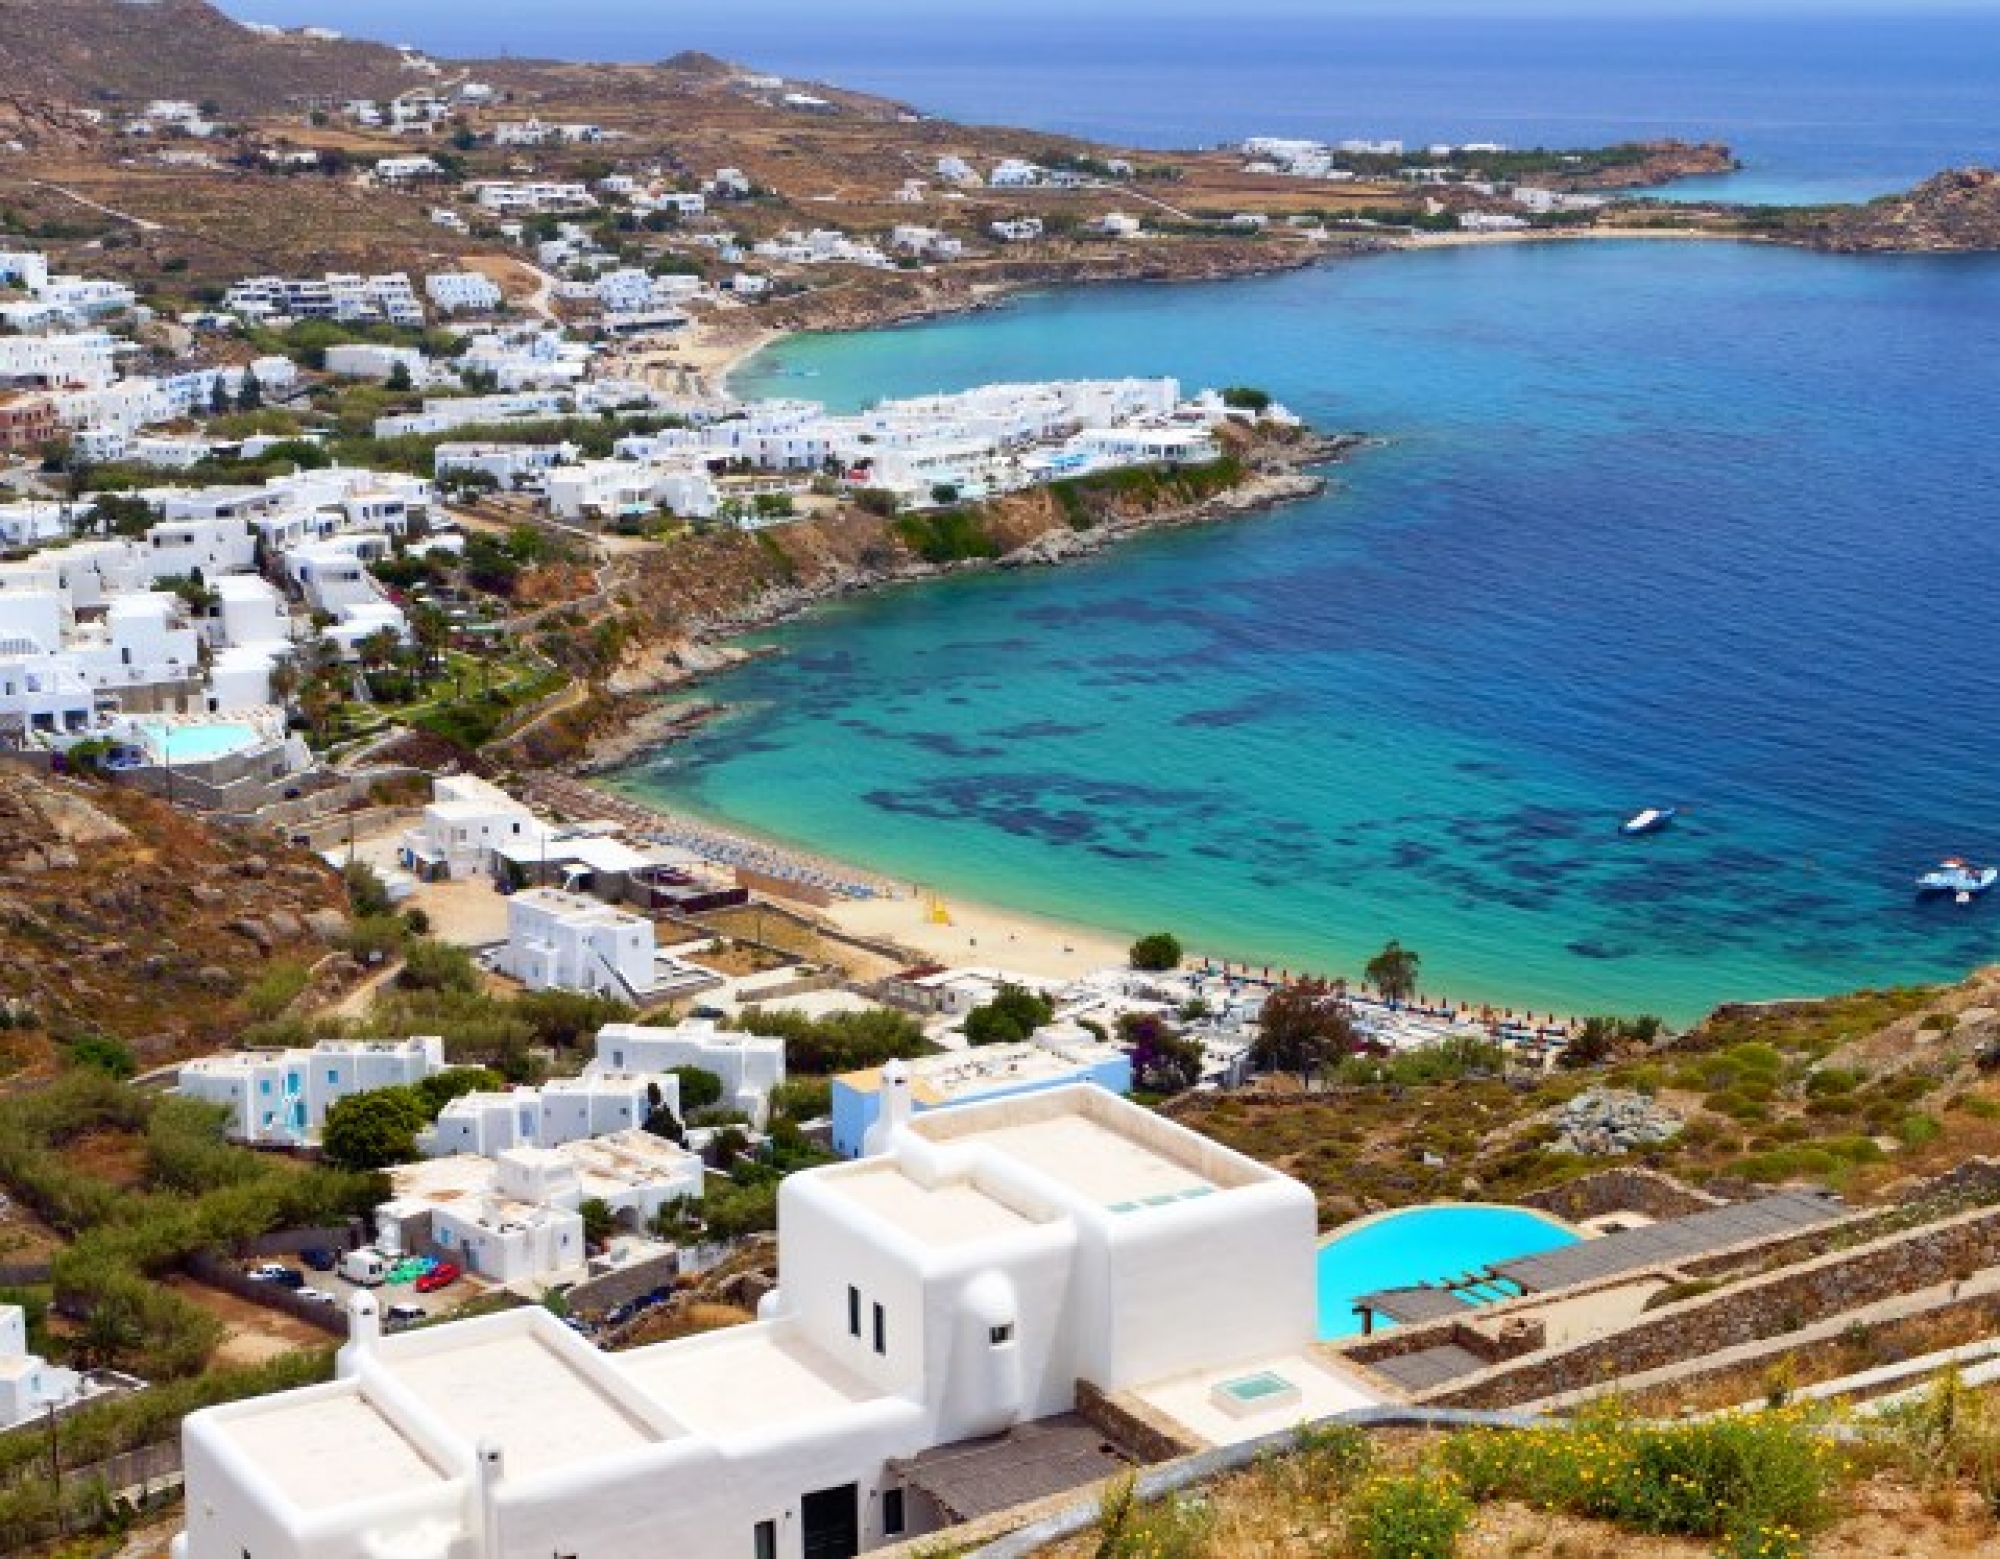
[1426,1200,2000,1409]
[1076,1379,1199,1462]
[1520,1167,1723,1223]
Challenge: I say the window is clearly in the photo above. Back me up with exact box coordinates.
[883,1488,906,1537]
[873,1302,886,1356]
[989,1324,1014,1347]
[752,1520,777,1559]
[847,1285,860,1338]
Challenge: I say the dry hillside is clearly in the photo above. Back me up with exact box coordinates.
[0,763,353,1071]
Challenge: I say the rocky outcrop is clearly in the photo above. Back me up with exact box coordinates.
[1797,168,2000,253]
[1548,1088,1684,1156]
[1539,139,1738,192]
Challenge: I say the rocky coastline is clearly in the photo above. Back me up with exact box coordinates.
[561,430,1365,775]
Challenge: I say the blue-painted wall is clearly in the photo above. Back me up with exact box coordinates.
[830,1052,1133,1158]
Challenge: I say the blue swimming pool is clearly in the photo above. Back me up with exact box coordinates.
[139,722,260,763]
[1316,1204,1580,1339]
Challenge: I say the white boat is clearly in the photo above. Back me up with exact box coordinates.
[1915,858,1998,900]
[1619,807,1676,836]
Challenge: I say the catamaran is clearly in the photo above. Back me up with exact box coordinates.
[1915,858,1998,900]
[1619,807,1677,836]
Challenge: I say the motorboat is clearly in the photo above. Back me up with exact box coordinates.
[1915,858,1998,901]
[1619,807,1677,836]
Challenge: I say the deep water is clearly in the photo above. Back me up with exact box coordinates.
[619,241,2000,1023]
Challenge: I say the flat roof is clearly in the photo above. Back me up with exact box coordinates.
[215,1390,445,1511]
[620,1327,880,1438]
[824,1163,1040,1247]
[955,1113,1209,1208]
[842,1042,1110,1103]
[387,1328,665,1471]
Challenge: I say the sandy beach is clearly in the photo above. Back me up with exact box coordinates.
[823,887,1135,983]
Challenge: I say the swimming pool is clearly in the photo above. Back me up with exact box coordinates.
[1316,1204,1580,1339]
[139,722,261,763]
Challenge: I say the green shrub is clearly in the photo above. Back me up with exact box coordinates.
[1900,1112,1943,1147]
[1441,1410,1840,1544]
[245,960,312,1020]
[1346,1471,1472,1559]
[1129,931,1184,971]
[892,507,997,564]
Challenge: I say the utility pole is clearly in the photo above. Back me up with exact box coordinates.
[45,1399,61,1537]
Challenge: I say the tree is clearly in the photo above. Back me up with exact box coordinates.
[72,1293,143,1372]
[1118,1012,1203,1094]
[344,860,394,918]
[1251,977,1362,1083]
[670,1065,724,1112]
[642,1080,685,1142]
[320,1087,428,1170]
[385,360,414,393]
[578,1197,615,1248]
[1129,932,1183,972]
[964,983,1055,1047]
[357,626,402,676]
[1364,940,1421,1007]
[237,367,262,411]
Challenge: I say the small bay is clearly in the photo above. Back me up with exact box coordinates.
[621,241,2000,1022]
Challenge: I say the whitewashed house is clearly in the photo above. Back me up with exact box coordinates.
[176,1083,1373,1558]
[426,271,505,314]
[0,1306,87,1430]
[497,887,659,1000]
[595,1018,786,1126]
[420,1068,680,1158]
[177,1036,449,1147]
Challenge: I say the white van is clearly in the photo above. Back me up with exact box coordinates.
[340,1247,389,1287]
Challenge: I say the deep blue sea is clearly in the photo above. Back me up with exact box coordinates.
[221,4,2000,203]
[624,241,2000,1023]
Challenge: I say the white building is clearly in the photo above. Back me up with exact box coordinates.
[425,271,505,314]
[497,887,659,1000]
[177,1036,449,1147]
[380,1128,703,1282]
[0,1305,87,1430]
[421,1068,680,1158]
[176,1083,1372,1558]
[595,1018,785,1126]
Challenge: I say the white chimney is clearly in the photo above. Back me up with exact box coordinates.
[336,1290,380,1379]
[862,1058,914,1157]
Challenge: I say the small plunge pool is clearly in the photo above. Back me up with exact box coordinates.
[1316,1204,1579,1339]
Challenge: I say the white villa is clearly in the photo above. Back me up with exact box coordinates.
[378,1129,704,1283]
[176,1081,1372,1558]
[595,1018,786,1126]
[178,1036,449,1147]
[496,887,658,1000]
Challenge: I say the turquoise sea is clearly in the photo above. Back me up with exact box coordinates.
[617,240,2000,1024]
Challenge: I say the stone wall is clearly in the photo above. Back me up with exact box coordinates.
[1076,1379,1199,1462]
[1520,1167,1724,1223]
[1426,1200,2000,1409]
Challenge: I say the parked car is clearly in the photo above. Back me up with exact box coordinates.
[298,1247,339,1272]
[414,1261,461,1294]
[246,1263,291,1283]
[385,1302,427,1329]
[340,1247,389,1288]
[266,1267,305,1291]
[297,1287,338,1306]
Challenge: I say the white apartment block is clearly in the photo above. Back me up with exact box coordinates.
[400,774,551,880]
[471,182,596,214]
[0,331,121,391]
[221,273,424,327]
[421,1067,681,1158]
[545,459,718,522]
[177,1037,449,1147]
[497,887,659,1000]
[426,271,505,314]
[176,1083,1372,1558]
[595,1018,786,1126]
